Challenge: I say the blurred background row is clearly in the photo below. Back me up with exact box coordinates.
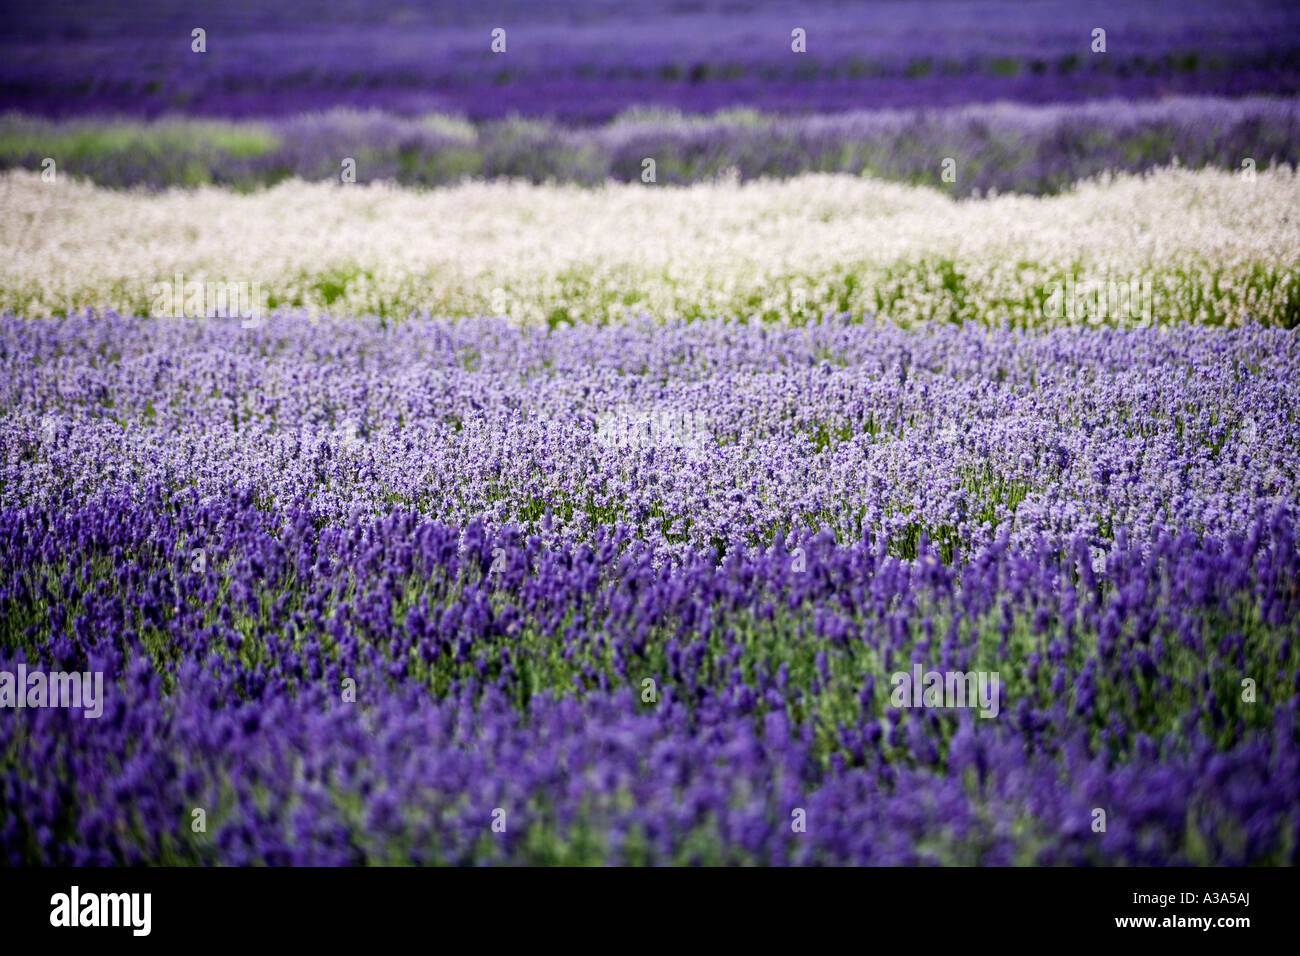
[1,0,1297,190]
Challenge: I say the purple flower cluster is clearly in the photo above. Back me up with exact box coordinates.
[1,313,1297,864]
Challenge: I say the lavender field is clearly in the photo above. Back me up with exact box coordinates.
[4,316,1298,865]
[4,0,1300,192]
[1,1,1298,870]
[5,0,1298,120]
[5,97,1300,194]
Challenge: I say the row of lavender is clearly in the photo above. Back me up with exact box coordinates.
[5,97,1297,194]
[4,0,1296,120]
[2,314,1297,864]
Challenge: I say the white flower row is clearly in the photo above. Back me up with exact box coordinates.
[2,166,1296,326]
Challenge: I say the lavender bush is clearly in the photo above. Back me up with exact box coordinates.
[2,314,1297,864]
